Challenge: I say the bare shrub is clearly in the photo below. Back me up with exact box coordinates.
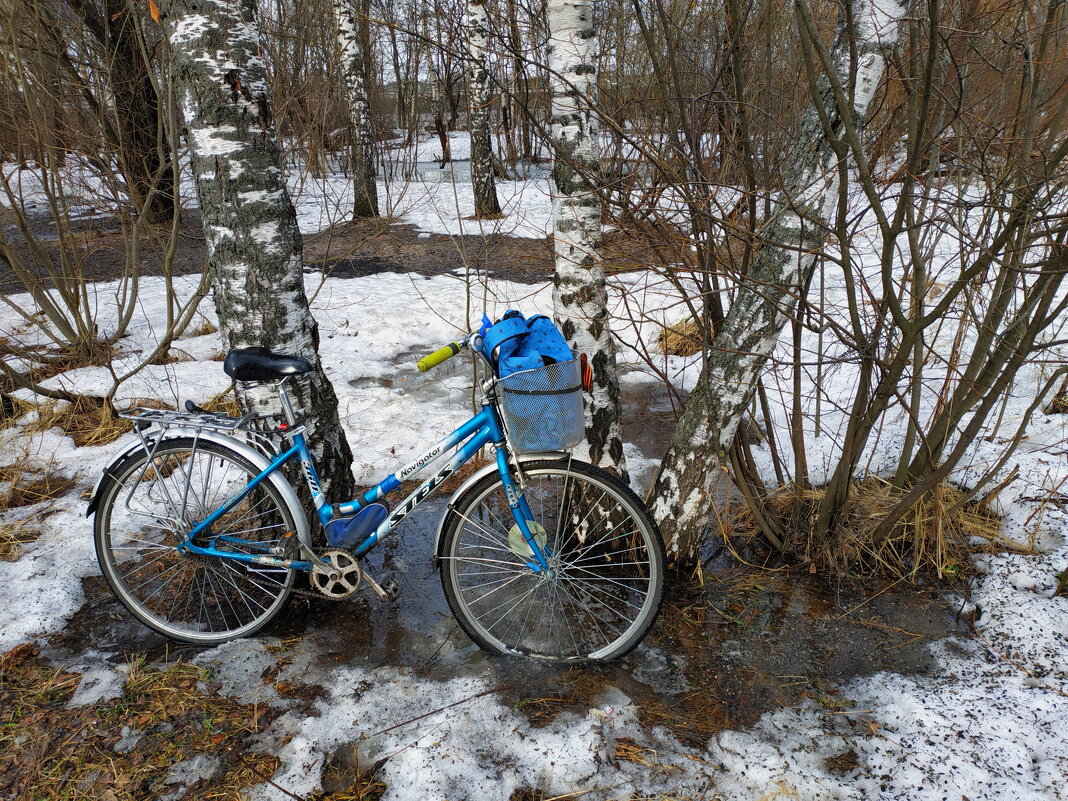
[729,479,1011,581]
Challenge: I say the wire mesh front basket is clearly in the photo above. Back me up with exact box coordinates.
[498,359,584,453]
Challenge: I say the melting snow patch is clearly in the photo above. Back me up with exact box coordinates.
[66,655,128,707]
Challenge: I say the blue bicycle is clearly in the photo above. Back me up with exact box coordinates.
[88,328,665,661]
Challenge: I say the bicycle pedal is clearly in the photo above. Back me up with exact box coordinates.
[364,572,400,603]
[381,577,400,602]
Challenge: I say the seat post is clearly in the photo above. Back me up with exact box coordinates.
[276,379,299,427]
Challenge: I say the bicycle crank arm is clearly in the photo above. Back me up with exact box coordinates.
[363,572,400,602]
[299,542,340,579]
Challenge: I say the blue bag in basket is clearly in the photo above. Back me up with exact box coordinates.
[478,311,573,376]
[478,312,584,452]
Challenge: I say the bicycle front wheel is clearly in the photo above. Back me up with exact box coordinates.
[93,438,298,644]
[439,459,665,661]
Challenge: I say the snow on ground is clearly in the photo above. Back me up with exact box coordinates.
[3,133,553,240]
[297,132,552,238]
[2,167,1067,798]
[1,266,1065,799]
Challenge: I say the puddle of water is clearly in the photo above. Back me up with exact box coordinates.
[268,497,485,674]
[618,370,680,473]
[46,472,964,752]
[348,375,395,390]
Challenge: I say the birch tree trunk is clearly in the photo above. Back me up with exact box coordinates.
[547,0,627,480]
[334,0,379,219]
[648,0,908,559]
[160,0,355,499]
[465,0,502,217]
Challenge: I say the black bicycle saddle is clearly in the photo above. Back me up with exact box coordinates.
[223,347,313,382]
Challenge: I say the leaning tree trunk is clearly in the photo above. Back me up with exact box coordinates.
[465,0,502,217]
[334,0,379,219]
[547,0,627,480]
[647,0,910,560]
[160,0,355,499]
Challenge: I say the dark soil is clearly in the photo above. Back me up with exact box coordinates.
[1,210,672,295]
[0,211,208,295]
[303,216,554,282]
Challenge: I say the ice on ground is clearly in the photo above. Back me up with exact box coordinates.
[226,606,1068,801]
[0,463,107,651]
[245,661,637,801]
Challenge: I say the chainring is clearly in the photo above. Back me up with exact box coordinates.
[311,549,364,599]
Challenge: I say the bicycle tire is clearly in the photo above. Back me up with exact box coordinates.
[93,437,298,644]
[439,458,665,661]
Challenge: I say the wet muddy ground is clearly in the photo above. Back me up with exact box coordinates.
[1,209,677,295]
[9,343,968,798]
[44,493,966,747]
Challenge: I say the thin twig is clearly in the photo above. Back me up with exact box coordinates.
[369,684,518,737]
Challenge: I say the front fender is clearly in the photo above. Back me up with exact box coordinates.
[432,451,569,568]
[85,428,312,551]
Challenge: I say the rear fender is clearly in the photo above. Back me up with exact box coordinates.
[85,428,311,550]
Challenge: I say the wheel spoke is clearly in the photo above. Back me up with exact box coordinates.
[442,461,663,661]
[96,440,296,644]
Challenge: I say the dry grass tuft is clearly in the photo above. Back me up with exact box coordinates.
[0,647,279,801]
[0,522,41,561]
[1055,569,1068,598]
[612,737,681,774]
[315,745,388,801]
[0,458,76,509]
[29,396,174,447]
[514,695,586,728]
[1046,374,1068,414]
[25,339,117,385]
[0,392,32,429]
[731,478,1009,580]
[29,396,125,446]
[149,348,186,366]
[189,319,219,337]
[203,389,241,417]
[658,318,703,357]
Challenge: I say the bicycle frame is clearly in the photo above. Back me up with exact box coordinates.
[180,396,551,572]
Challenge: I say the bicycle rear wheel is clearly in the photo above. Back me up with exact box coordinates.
[439,458,665,661]
[93,438,298,644]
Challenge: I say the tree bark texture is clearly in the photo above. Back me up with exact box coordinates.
[547,0,628,481]
[333,0,379,219]
[648,0,908,559]
[71,0,175,223]
[160,0,355,500]
[465,0,501,217]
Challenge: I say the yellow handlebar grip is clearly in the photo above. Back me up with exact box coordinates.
[417,342,462,372]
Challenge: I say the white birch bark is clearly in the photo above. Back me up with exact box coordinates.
[648,0,908,559]
[465,0,501,217]
[334,0,379,219]
[161,0,355,500]
[547,0,628,480]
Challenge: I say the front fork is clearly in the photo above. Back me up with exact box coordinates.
[494,446,552,573]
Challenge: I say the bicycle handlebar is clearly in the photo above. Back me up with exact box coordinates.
[417,340,465,372]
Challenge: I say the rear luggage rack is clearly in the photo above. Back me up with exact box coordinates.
[119,406,285,457]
